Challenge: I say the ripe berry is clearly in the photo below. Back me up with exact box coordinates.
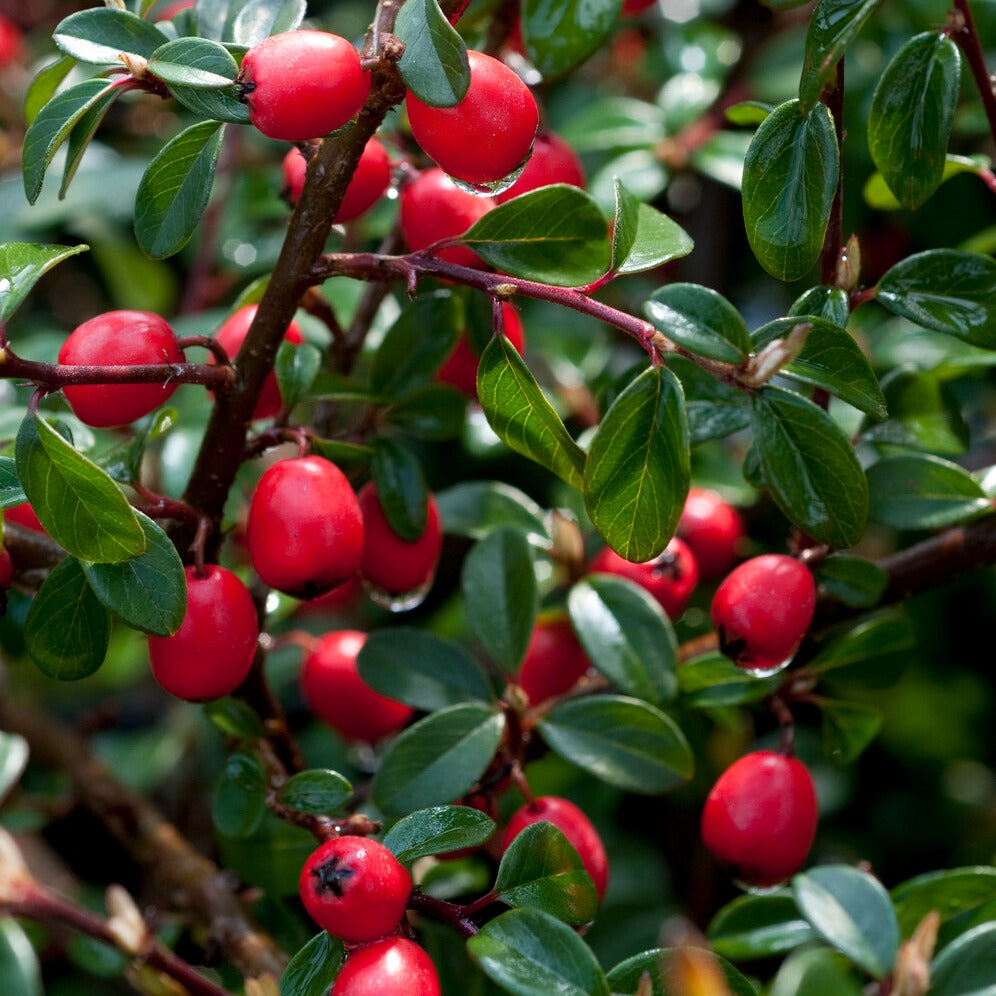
[501,796,608,900]
[301,630,413,742]
[282,138,391,222]
[710,554,815,674]
[247,456,364,599]
[239,30,369,142]
[399,168,495,267]
[495,131,585,203]
[701,750,818,888]
[437,302,525,397]
[677,487,745,581]
[588,537,699,620]
[59,311,185,428]
[621,0,657,14]
[5,503,46,534]
[299,836,411,943]
[0,14,23,66]
[148,565,258,701]
[332,936,441,996]
[517,615,591,704]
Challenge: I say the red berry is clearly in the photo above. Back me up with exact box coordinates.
[501,796,608,900]
[5,503,46,535]
[621,0,657,14]
[701,750,818,887]
[301,630,413,742]
[710,554,815,674]
[495,132,585,204]
[148,565,258,701]
[299,836,411,943]
[437,302,525,397]
[293,574,363,617]
[0,14,23,66]
[247,456,364,599]
[406,51,538,186]
[0,548,14,589]
[58,311,185,428]
[399,169,495,267]
[239,31,369,142]
[282,139,391,222]
[517,615,591,704]
[212,304,304,420]
[152,0,194,20]
[588,537,699,620]
[332,936,440,996]
[677,487,745,581]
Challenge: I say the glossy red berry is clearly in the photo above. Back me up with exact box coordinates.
[495,131,585,203]
[399,168,495,267]
[148,565,258,701]
[239,31,369,142]
[0,14,23,65]
[247,456,364,599]
[502,796,608,900]
[437,302,525,397]
[282,138,391,222]
[677,487,745,581]
[517,615,591,704]
[701,750,818,887]
[58,311,184,428]
[299,836,411,943]
[301,630,413,742]
[710,554,815,673]
[332,936,441,996]
[621,0,657,14]
[5,503,46,535]
[588,537,699,620]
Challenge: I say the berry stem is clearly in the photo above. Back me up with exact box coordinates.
[406,890,480,936]
[947,0,996,144]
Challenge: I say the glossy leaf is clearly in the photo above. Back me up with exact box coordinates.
[814,554,888,608]
[708,891,816,960]
[24,57,76,125]
[607,948,759,995]
[0,921,43,996]
[169,82,251,124]
[0,732,29,803]
[53,8,168,64]
[750,386,868,548]
[863,154,989,211]
[436,481,551,545]
[383,805,496,862]
[383,385,466,440]
[521,0,620,79]
[669,356,751,445]
[679,653,783,707]
[645,284,750,363]
[277,769,352,816]
[371,437,429,541]
[742,99,839,281]
[539,695,693,793]
[583,366,689,562]
[273,340,320,414]
[806,611,914,682]
[0,242,88,321]
[768,947,863,996]
[611,180,694,276]
[395,0,469,107]
[799,0,880,110]
[279,933,344,996]
[211,751,266,839]
[789,285,850,327]
[147,37,239,88]
[231,0,307,46]
[930,922,996,996]
[62,84,129,202]
[202,698,263,740]
[892,867,996,937]
[820,698,883,765]
[99,408,178,488]
[0,459,24,509]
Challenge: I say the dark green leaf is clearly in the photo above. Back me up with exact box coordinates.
[279,933,344,996]
[436,481,551,545]
[768,947,863,996]
[0,242,89,322]
[0,732,29,802]
[382,805,496,862]
[277,770,352,816]
[679,653,783,707]
[202,698,263,740]
[24,57,76,125]
[0,458,25,509]
[232,0,307,47]
[539,695,693,793]
[211,751,266,839]
[24,557,111,680]
[521,0,620,79]
[273,340,321,414]
[584,366,689,562]
[863,154,989,211]
[0,921,43,996]
[99,409,178,487]
[930,923,996,996]
[708,891,816,960]
[611,181,694,275]
[814,554,888,608]
[669,356,750,445]
[370,437,429,541]
[308,437,373,465]
[59,85,126,200]
[799,0,881,110]
[807,611,915,681]
[383,385,466,440]
[789,285,850,327]
[148,37,239,88]
[169,82,251,124]
[53,8,168,64]
[607,948,760,995]
[820,698,883,765]
[396,0,470,107]
[892,867,996,937]
[644,283,751,364]
[742,99,839,281]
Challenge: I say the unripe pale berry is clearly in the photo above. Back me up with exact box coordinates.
[247,456,364,599]
[239,31,369,142]
[299,836,411,943]
[332,936,441,995]
[677,487,745,581]
[301,630,413,742]
[437,302,525,397]
[59,311,185,428]
[495,131,585,204]
[701,750,818,887]
[710,554,815,673]
[148,565,258,701]
[517,615,591,704]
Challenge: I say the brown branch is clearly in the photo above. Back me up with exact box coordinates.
[948,0,996,144]
[819,59,846,289]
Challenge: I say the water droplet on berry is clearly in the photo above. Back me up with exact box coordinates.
[363,574,435,613]
[737,656,793,679]
[736,878,786,896]
[449,149,532,197]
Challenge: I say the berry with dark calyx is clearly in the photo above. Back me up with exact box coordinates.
[517,614,591,705]
[247,456,364,599]
[701,750,818,888]
[588,537,699,620]
[59,311,185,428]
[495,131,585,203]
[677,487,745,581]
[301,630,413,742]
[238,30,369,143]
[148,565,258,701]
[437,302,525,397]
[710,554,815,675]
[501,796,608,900]
[332,936,441,996]
[299,836,411,943]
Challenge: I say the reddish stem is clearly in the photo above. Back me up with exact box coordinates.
[948,0,996,143]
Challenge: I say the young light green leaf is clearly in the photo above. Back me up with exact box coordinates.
[147,37,240,89]
[370,437,429,541]
[277,770,353,816]
[644,283,751,364]
[395,0,470,107]
[521,0,620,79]
[863,155,989,211]
[708,892,816,960]
[53,8,169,64]
[0,243,89,322]
[383,805,496,863]
[279,933,344,996]
[607,948,760,995]
[611,180,694,275]
[799,0,881,110]
[232,0,307,47]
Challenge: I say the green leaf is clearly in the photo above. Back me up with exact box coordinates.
[0,921,43,996]
[792,865,900,978]
[867,33,961,210]
[202,698,263,740]
[750,386,868,548]
[382,805,496,862]
[277,769,352,816]
[396,0,469,107]
[370,437,429,541]
[814,554,888,608]
[211,751,267,839]
[863,154,989,211]
[0,732,29,802]
[567,576,678,704]
[467,907,610,996]
[521,0,620,79]
[768,947,863,996]
[53,8,168,64]
[81,511,186,636]
[0,459,25,509]
[464,186,611,287]
[357,628,493,710]
[644,283,751,364]
[273,339,320,414]
[231,0,307,47]
[0,242,89,322]
[383,384,466,440]
[807,611,914,682]
[461,527,537,674]
[16,414,146,563]
[584,366,689,562]
[372,704,505,818]
[279,933,344,996]
[477,334,587,489]
[611,180,694,275]
[494,822,599,924]
[169,82,251,124]
[892,867,996,937]
[742,99,839,281]
[799,0,881,110]
[876,250,996,348]
[820,698,883,765]
[679,653,783,707]
[607,948,760,995]
[59,84,127,200]
[708,892,816,960]
[789,285,850,327]
[135,119,225,259]
[539,695,693,793]
[867,454,990,529]
[436,481,551,545]
[24,57,76,125]
[99,409,178,487]
[930,923,996,996]
[148,37,239,88]
[669,356,750,445]
[24,557,111,680]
